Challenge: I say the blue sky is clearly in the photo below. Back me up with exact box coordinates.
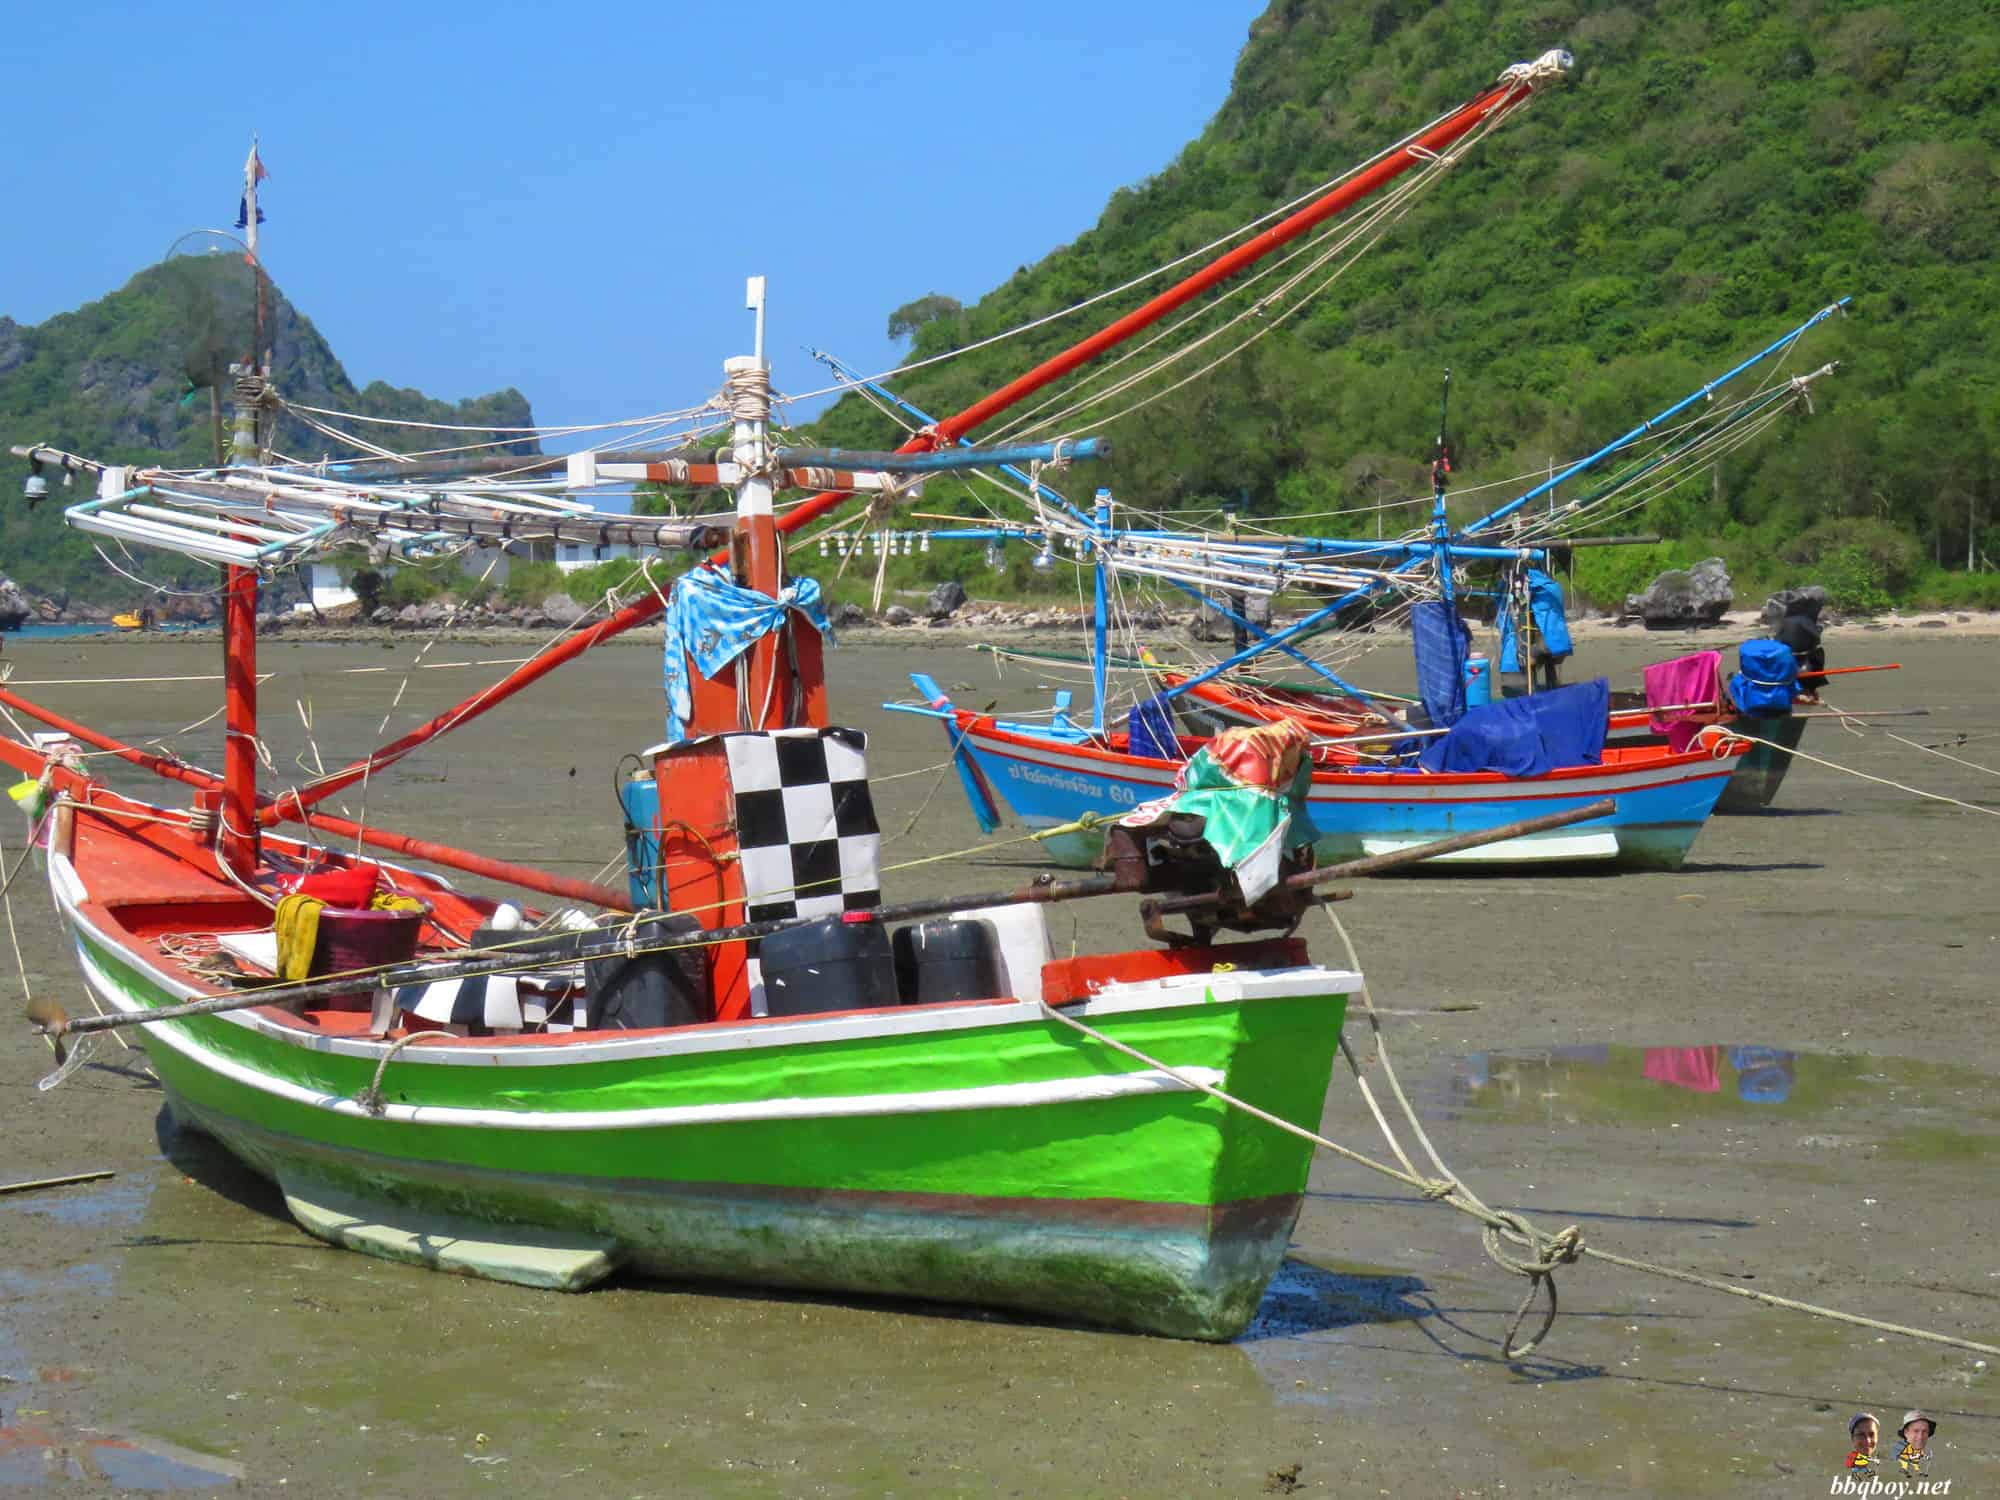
[7,1,1263,433]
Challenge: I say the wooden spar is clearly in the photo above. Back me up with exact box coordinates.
[1535,535,1662,549]
[46,798,1612,1039]
[1145,798,1620,916]
[0,687,633,911]
[257,597,668,825]
[933,72,1557,446]
[289,808,635,912]
[0,685,223,792]
[252,59,1566,818]
[731,57,1567,558]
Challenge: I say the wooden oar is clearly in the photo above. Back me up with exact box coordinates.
[0,1170,115,1197]
[33,799,1616,1047]
[1791,708,1929,720]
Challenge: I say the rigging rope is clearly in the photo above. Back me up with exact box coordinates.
[1036,905,2000,1364]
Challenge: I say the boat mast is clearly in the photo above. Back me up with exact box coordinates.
[219,138,267,879]
[1429,369,1454,612]
[731,273,784,727]
[1091,488,1112,733]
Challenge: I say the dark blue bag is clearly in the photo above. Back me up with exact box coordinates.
[1127,693,1183,761]
[1728,639,1798,715]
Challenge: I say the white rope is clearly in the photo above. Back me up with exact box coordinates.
[1720,729,2000,818]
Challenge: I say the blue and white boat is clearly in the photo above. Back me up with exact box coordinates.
[913,682,1746,871]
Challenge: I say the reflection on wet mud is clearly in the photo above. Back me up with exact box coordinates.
[0,1165,244,1491]
[1239,1260,1431,1343]
[1427,1043,1909,1124]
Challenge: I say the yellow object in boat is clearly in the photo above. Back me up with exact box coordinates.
[112,612,143,630]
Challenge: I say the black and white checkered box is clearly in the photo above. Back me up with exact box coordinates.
[722,727,881,1012]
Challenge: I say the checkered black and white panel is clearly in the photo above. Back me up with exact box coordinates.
[727,726,881,923]
[724,727,881,1014]
[395,975,583,1033]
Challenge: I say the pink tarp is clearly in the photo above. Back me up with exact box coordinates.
[1643,651,1728,753]
[1642,1045,1723,1094]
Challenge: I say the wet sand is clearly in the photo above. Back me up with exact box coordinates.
[1,629,1996,1496]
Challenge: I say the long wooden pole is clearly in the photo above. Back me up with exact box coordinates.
[43,798,1613,1041]
[0,689,631,911]
[247,60,1564,824]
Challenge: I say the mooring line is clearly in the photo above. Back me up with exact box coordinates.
[1721,730,2000,817]
[1038,921,2000,1365]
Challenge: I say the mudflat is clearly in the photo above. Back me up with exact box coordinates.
[0,628,1994,1496]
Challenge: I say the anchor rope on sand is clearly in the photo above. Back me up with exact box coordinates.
[1719,728,2000,818]
[1041,903,2000,1364]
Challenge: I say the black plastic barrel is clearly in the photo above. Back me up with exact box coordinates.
[585,913,708,1029]
[758,915,897,1017]
[893,918,1004,1006]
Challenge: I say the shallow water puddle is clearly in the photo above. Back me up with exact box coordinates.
[0,1419,246,1491]
[1414,1042,2000,1130]
[0,1166,246,1490]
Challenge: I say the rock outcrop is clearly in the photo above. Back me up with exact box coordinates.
[1625,557,1733,629]
[1760,585,1828,629]
[925,581,968,620]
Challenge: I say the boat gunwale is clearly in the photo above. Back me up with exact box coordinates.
[48,846,1362,1073]
[956,709,1746,795]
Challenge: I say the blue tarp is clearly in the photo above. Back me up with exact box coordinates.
[661,564,833,745]
[1417,677,1610,777]
[1498,568,1575,672]
[1411,601,1470,727]
[1128,693,1183,760]
[1728,639,1798,715]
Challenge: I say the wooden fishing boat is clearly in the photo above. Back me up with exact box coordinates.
[1161,670,1803,813]
[1603,689,1804,812]
[4,756,1358,1336]
[917,687,1746,871]
[1,60,1582,1337]
[2,419,1371,1340]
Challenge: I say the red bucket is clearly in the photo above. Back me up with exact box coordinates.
[309,903,429,1008]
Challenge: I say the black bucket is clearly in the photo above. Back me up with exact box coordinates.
[893,918,1004,1006]
[585,913,708,1029]
[758,915,897,1017]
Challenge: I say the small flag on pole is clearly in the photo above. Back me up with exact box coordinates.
[235,140,269,235]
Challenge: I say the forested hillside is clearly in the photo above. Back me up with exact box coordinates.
[0,257,535,601]
[814,0,1999,610]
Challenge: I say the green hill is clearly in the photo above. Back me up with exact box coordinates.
[812,0,2000,612]
[0,256,536,602]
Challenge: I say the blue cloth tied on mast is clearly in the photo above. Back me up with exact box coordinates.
[661,563,834,745]
[1411,601,1471,727]
[1417,677,1610,776]
[1498,568,1574,673]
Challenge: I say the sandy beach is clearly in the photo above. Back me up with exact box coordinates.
[0,628,1994,1496]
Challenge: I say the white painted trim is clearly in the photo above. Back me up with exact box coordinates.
[1359,831,1623,862]
[48,853,1359,1071]
[75,934,1226,1132]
